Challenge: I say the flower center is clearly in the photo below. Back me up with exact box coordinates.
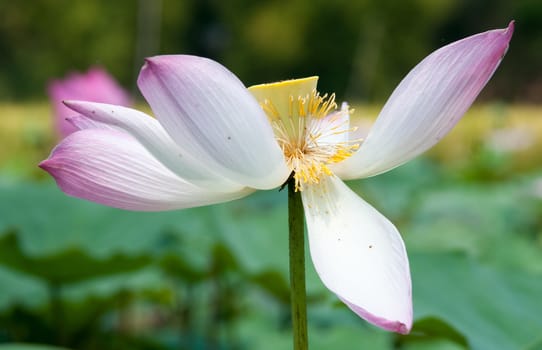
[249,77,360,191]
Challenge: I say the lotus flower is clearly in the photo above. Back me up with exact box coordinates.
[48,67,132,137]
[40,23,514,333]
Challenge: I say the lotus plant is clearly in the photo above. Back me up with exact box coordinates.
[40,23,513,341]
[48,67,131,137]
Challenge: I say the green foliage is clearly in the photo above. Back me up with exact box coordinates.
[411,252,542,349]
[403,317,468,348]
[0,231,151,284]
[1,153,542,349]
[0,1,139,100]
[1,105,542,347]
[0,345,69,350]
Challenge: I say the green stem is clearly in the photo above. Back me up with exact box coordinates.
[288,177,308,350]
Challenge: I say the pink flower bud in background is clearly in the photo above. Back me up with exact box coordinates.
[48,67,132,137]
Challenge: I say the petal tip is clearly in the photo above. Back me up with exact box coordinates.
[62,100,92,117]
[141,55,178,70]
[506,20,515,35]
[140,56,159,75]
[38,159,55,173]
[395,322,412,335]
[138,56,166,87]
[38,160,47,170]
[62,99,80,109]
[142,56,156,68]
[64,116,82,130]
[342,297,412,334]
[497,21,514,58]
[499,20,514,43]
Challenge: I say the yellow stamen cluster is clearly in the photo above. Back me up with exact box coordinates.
[260,90,359,191]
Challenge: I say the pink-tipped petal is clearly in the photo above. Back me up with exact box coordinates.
[63,100,243,192]
[39,129,253,211]
[302,176,412,333]
[48,82,80,136]
[137,55,289,190]
[47,67,131,137]
[334,22,514,179]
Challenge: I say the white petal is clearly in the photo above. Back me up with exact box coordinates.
[311,102,351,146]
[67,113,116,131]
[39,129,253,211]
[137,55,289,189]
[335,22,514,179]
[302,176,412,333]
[64,100,243,192]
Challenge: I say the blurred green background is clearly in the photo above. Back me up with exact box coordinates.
[1,0,541,102]
[1,1,542,350]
